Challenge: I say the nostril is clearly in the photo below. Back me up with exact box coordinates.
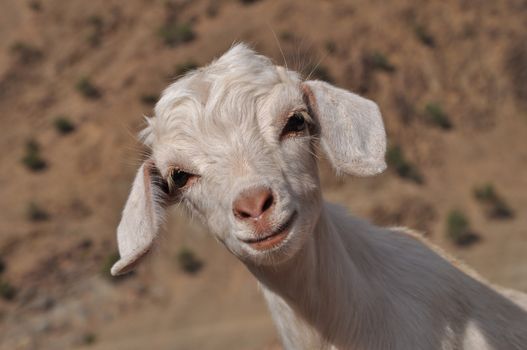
[237,210,252,219]
[261,193,274,213]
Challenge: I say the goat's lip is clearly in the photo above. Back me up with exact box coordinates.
[241,211,297,251]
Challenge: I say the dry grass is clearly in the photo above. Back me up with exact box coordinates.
[505,38,527,107]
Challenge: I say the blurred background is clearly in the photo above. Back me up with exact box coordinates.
[0,0,526,349]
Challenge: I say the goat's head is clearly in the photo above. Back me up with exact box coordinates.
[111,44,386,275]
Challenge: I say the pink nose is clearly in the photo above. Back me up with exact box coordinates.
[233,187,274,221]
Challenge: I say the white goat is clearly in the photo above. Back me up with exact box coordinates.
[111,44,527,349]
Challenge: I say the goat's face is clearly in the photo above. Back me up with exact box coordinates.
[111,44,387,275]
[152,76,321,266]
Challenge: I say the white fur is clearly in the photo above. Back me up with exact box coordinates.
[112,44,527,349]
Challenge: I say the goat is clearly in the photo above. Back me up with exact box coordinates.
[111,44,527,349]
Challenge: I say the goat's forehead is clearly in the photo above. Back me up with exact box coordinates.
[153,75,303,140]
[150,83,305,176]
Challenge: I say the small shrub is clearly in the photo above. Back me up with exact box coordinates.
[206,3,219,17]
[87,15,104,47]
[76,77,101,99]
[488,200,513,219]
[474,184,497,202]
[140,93,159,106]
[386,145,423,184]
[88,15,104,29]
[0,280,16,301]
[28,0,42,12]
[82,332,97,345]
[280,31,295,42]
[27,202,49,222]
[473,184,513,219]
[394,94,415,125]
[325,40,337,54]
[173,60,198,76]
[54,116,75,134]
[78,238,93,251]
[22,139,47,172]
[158,22,195,47]
[446,210,480,246]
[367,51,395,73]
[424,103,452,130]
[101,251,120,280]
[10,41,43,64]
[70,198,92,219]
[413,24,435,47]
[176,247,203,274]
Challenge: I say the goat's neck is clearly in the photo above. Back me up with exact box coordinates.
[247,204,383,348]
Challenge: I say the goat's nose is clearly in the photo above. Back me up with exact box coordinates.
[233,187,274,220]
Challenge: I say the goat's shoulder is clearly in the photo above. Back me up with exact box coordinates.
[387,226,527,308]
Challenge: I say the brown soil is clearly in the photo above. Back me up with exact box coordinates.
[0,0,526,349]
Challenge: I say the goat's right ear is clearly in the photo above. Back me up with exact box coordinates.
[111,160,168,276]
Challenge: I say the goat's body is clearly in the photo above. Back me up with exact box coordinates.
[250,203,527,350]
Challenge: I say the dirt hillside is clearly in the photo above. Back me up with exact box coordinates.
[0,0,526,349]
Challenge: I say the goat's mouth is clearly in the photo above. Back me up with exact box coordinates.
[242,211,297,251]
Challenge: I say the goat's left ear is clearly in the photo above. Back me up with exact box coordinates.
[111,160,168,276]
[302,80,387,176]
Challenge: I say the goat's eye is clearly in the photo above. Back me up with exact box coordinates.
[168,169,193,192]
[281,112,307,138]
